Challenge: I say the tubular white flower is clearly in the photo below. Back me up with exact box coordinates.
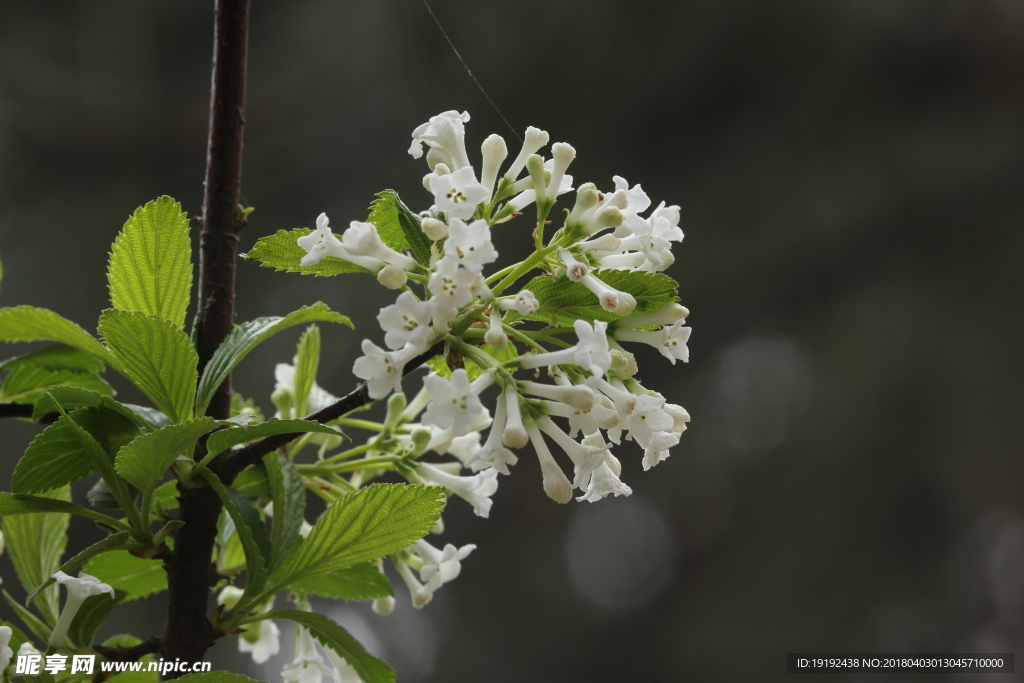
[564,397,620,438]
[537,416,609,489]
[428,166,490,220]
[509,168,573,212]
[502,388,529,449]
[579,205,624,237]
[445,217,498,273]
[281,622,331,683]
[525,422,573,504]
[517,380,595,412]
[578,233,623,253]
[469,396,519,474]
[497,289,539,316]
[412,538,476,597]
[396,560,432,608]
[578,458,633,503]
[421,216,449,241]
[415,461,499,518]
[546,143,576,200]
[642,429,681,471]
[567,183,601,227]
[525,154,548,206]
[613,319,691,364]
[504,126,549,182]
[480,134,508,197]
[49,572,114,647]
[376,263,407,289]
[664,403,691,433]
[595,252,647,270]
[650,201,685,242]
[353,340,420,399]
[325,647,363,683]
[378,291,434,350]
[428,258,484,315]
[219,588,280,665]
[1,626,13,679]
[624,394,673,447]
[606,176,653,237]
[341,221,417,270]
[408,110,472,169]
[517,320,612,377]
[421,369,491,436]
[558,249,589,281]
[577,272,636,316]
[619,227,676,272]
[615,302,689,329]
[485,304,507,349]
[297,213,382,269]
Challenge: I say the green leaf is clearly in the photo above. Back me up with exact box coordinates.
[0,492,129,531]
[107,196,192,328]
[195,303,351,416]
[242,229,371,276]
[68,590,120,648]
[2,590,54,643]
[0,344,106,374]
[292,325,320,417]
[114,417,220,492]
[291,562,392,601]
[372,190,431,266]
[263,453,305,574]
[230,393,265,424]
[232,464,270,498]
[204,418,342,462]
[32,386,162,429]
[83,551,167,602]
[173,674,267,683]
[269,484,444,590]
[465,339,519,381]
[12,407,141,494]
[0,486,70,625]
[0,306,118,366]
[200,470,269,598]
[152,480,180,513]
[0,364,112,403]
[426,354,452,378]
[261,610,395,683]
[524,270,680,326]
[98,309,198,423]
[26,532,131,605]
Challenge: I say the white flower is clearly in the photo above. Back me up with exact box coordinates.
[517,320,612,377]
[378,291,434,351]
[296,213,381,269]
[480,134,508,197]
[497,290,539,316]
[537,416,609,489]
[428,257,484,315]
[503,126,549,182]
[509,158,574,211]
[525,423,573,504]
[502,388,530,449]
[663,403,691,433]
[376,263,407,289]
[428,166,489,220]
[614,302,688,329]
[558,249,590,281]
[484,304,507,349]
[625,394,673,448]
[444,217,498,272]
[49,572,115,647]
[546,142,576,200]
[353,340,420,399]
[281,624,331,683]
[396,560,432,608]
[219,587,280,665]
[578,457,633,503]
[576,272,636,316]
[324,648,363,683]
[416,461,498,518]
[409,110,472,170]
[605,176,652,237]
[467,395,519,474]
[341,221,417,270]
[642,429,681,471]
[412,538,476,598]
[1,626,13,680]
[421,369,491,436]
[517,380,596,412]
[613,319,691,364]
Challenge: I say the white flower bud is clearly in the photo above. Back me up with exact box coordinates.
[480,133,508,197]
[377,263,407,289]
[421,217,449,241]
[504,126,550,182]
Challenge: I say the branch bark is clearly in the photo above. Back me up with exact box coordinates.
[163,0,250,664]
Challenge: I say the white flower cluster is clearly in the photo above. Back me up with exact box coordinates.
[294,110,691,610]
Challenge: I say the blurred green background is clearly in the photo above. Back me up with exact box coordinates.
[2,1,1023,681]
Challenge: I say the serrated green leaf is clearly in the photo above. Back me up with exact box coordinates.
[233,464,270,498]
[114,417,220,492]
[173,673,267,683]
[268,484,444,591]
[0,364,112,403]
[152,480,180,513]
[230,393,264,424]
[524,270,679,326]
[13,407,141,494]
[200,470,269,598]
[1,487,70,625]
[195,303,351,416]
[32,386,161,429]
[293,325,319,417]
[204,418,342,462]
[0,306,118,366]
[261,610,394,683]
[98,309,198,423]
[0,492,129,532]
[242,229,371,276]
[263,453,305,574]
[291,562,392,601]
[107,196,192,328]
[366,191,409,254]
[0,344,106,374]
[3,590,54,643]
[26,532,131,605]
[425,354,452,378]
[83,551,167,602]
[374,190,431,266]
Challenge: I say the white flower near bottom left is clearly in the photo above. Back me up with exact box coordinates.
[49,572,114,647]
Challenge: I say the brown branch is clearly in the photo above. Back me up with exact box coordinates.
[164,0,250,665]
[212,343,443,483]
